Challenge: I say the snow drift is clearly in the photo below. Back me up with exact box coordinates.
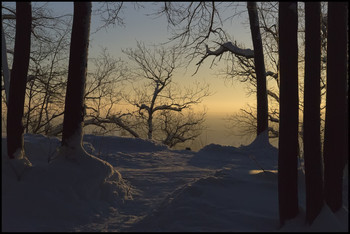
[2,134,133,232]
[1,132,348,232]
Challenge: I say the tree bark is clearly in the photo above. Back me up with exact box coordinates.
[303,2,324,224]
[247,2,268,137]
[323,2,348,213]
[278,2,299,226]
[6,2,31,159]
[61,2,91,149]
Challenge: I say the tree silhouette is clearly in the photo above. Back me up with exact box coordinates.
[61,2,91,152]
[6,2,31,160]
[303,2,323,225]
[156,2,269,141]
[2,3,73,136]
[247,2,268,137]
[123,42,209,146]
[278,2,299,226]
[323,2,348,213]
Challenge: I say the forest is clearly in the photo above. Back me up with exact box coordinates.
[1,2,348,232]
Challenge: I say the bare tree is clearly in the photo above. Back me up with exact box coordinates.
[247,1,268,136]
[2,2,139,139]
[278,2,299,226]
[225,103,279,139]
[123,42,210,147]
[61,2,91,153]
[156,2,229,60]
[6,2,31,168]
[323,1,348,213]
[92,2,125,33]
[82,48,140,138]
[303,2,323,225]
[2,3,138,138]
[157,2,270,140]
[23,24,70,135]
[220,3,281,140]
[2,2,72,135]
[225,3,329,143]
[2,3,142,140]
[157,109,206,148]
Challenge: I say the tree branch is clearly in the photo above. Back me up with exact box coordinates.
[194,41,254,75]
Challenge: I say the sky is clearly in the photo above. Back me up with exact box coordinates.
[43,2,257,115]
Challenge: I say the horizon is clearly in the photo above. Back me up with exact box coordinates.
[1,111,277,152]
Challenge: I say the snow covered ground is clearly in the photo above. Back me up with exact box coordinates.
[2,132,348,232]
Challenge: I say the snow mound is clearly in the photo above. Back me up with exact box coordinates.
[23,133,61,162]
[189,143,243,168]
[189,131,278,170]
[129,133,281,232]
[83,134,168,154]
[2,134,133,232]
[130,166,279,232]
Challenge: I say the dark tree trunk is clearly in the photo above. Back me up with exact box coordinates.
[278,2,299,226]
[61,2,91,149]
[247,2,268,137]
[303,2,324,224]
[323,2,348,213]
[6,2,31,159]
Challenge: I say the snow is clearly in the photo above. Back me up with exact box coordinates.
[2,132,348,232]
[221,42,254,58]
[198,41,254,67]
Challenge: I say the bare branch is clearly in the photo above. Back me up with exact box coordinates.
[123,42,209,145]
[194,42,254,75]
[92,2,125,33]
[267,89,279,103]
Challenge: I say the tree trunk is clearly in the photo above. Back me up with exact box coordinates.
[278,2,299,226]
[147,111,153,140]
[1,16,11,104]
[303,2,324,225]
[6,2,31,159]
[61,2,91,149]
[247,2,268,137]
[323,2,348,213]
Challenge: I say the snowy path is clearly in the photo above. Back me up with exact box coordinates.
[75,150,215,232]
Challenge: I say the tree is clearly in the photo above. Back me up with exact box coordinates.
[2,3,138,140]
[157,109,206,148]
[6,2,31,161]
[82,48,139,138]
[303,2,323,225]
[61,2,91,152]
[247,2,268,137]
[123,42,210,147]
[225,3,329,144]
[173,2,269,140]
[2,2,73,136]
[278,2,299,226]
[225,103,279,142]
[323,2,348,213]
